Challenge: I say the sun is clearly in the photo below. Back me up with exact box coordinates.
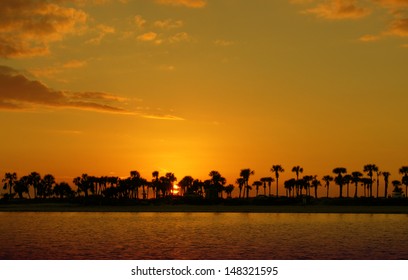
[171,183,180,195]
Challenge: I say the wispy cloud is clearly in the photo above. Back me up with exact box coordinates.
[155,0,207,8]
[303,0,371,20]
[0,0,87,58]
[137,32,159,42]
[29,59,88,79]
[153,19,184,29]
[142,114,185,121]
[214,39,235,47]
[0,65,185,121]
[0,65,127,113]
[134,15,147,29]
[291,0,408,46]
[86,24,115,45]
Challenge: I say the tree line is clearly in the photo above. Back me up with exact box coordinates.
[1,164,408,201]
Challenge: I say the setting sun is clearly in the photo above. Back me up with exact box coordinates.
[171,184,180,196]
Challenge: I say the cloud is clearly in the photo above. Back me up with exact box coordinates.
[153,19,184,29]
[86,24,115,45]
[0,0,87,58]
[0,65,185,120]
[142,114,185,121]
[137,32,158,41]
[303,0,371,20]
[0,65,127,113]
[388,18,408,36]
[290,0,408,46]
[359,34,382,41]
[29,59,88,79]
[168,32,191,43]
[214,39,235,47]
[134,15,147,29]
[155,0,207,8]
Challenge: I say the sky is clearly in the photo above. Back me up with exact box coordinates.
[1,0,408,196]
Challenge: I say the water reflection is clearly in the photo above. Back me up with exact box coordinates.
[0,213,407,259]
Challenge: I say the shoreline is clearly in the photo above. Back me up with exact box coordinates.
[1,203,408,214]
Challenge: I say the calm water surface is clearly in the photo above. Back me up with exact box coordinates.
[0,212,407,259]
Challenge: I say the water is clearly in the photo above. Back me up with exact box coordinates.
[0,212,407,259]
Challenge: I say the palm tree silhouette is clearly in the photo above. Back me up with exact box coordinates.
[322,175,333,198]
[382,171,390,198]
[291,166,303,196]
[28,172,41,199]
[236,177,245,198]
[54,182,73,199]
[271,165,284,197]
[399,166,408,198]
[240,168,254,199]
[351,171,363,198]
[2,172,17,196]
[260,177,273,196]
[333,168,347,198]
[302,175,313,196]
[311,176,321,198]
[14,176,29,199]
[375,170,382,198]
[343,174,352,198]
[252,181,263,196]
[284,178,296,197]
[152,171,159,198]
[224,184,234,198]
[41,174,55,198]
[179,176,194,196]
[361,177,371,197]
[391,180,402,197]
[364,164,378,197]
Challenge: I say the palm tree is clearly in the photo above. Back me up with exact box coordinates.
[41,174,55,198]
[391,180,403,197]
[152,171,159,198]
[260,177,268,195]
[333,167,347,198]
[363,164,378,197]
[165,172,177,196]
[361,178,371,197]
[28,172,41,199]
[343,174,352,198]
[399,166,408,198]
[260,177,274,196]
[402,175,408,199]
[178,176,194,196]
[284,178,296,197]
[291,166,303,196]
[14,176,29,199]
[2,172,17,197]
[224,184,234,198]
[322,175,333,198]
[271,165,284,197]
[375,170,382,198]
[351,171,363,198]
[240,168,254,199]
[382,171,390,198]
[311,177,321,198]
[252,181,263,196]
[73,174,93,199]
[130,170,141,199]
[54,182,73,199]
[236,178,245,199]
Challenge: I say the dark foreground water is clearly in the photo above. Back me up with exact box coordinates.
[0,212,407,259]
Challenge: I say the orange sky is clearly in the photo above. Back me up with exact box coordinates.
[1,0,408,197]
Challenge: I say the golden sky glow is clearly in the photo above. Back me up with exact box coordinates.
[1,0,408,196]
